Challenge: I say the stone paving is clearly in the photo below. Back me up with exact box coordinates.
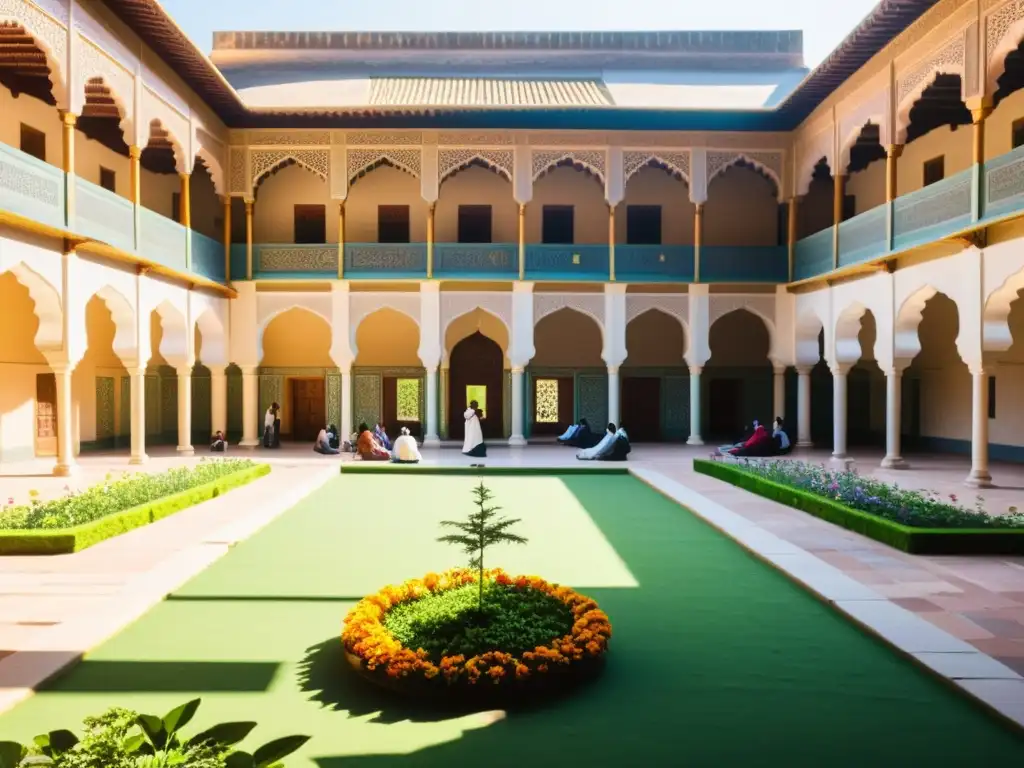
[0,442,1022,713]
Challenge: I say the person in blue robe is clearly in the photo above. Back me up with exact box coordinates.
[577,423,617,460]
[598,427,631,461]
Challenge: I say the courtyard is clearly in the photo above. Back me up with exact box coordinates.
[0,444,1022,764]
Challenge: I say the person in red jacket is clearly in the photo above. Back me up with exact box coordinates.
[729,422,772,456]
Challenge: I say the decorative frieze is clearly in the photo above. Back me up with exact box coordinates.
[896,32,966,106]
[347,149,421,182]
[986,0,1024,68]
[77,38,133,124]
[347,131,423,146]
[248,131,331,146]
[229,147,248,196]
[528,132,607,146]
[250,148,330,188]
[623,151,691,184]
[532,149,606,182]
[438,132,514,146]
[438,148,514,183]
[258,247,337,272]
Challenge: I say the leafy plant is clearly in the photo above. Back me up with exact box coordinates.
[438,482,527,612]
[0,459,259,531]
[0,699,309,768]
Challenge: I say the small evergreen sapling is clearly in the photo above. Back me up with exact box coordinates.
[438,482,528,612]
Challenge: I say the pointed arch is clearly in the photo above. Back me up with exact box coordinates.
[443,306,511,365]
[532,151,606,184]
[707,153,783,200]
[0,13,68,108]
[895,68,965,145]
[627,307,690,353]
[349,302,420,355]
[194,306,227,367]
[90,284,136,363]
[795,310,825,367]
[347,150,421,187]
[834,301,871,366]
[252,149,329,190]
[195,145,226,197]
[438,150,513,186]
[2,261,63,351]
[710,306,777,361]
[623,152,691,187]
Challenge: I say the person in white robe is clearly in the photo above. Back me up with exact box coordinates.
[577,423,617,460]
[463,400,487,458]
[392,427,421,463]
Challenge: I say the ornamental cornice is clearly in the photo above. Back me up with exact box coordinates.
[438,132,514,146]
[347,131,423,146]
[247,130,331,146]
[527,132,608,146]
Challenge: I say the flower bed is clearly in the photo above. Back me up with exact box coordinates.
[342,568,611,699]
[694,458,1024,554]
[0,459,270,555]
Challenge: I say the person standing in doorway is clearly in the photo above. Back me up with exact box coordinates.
[272,402,281,448]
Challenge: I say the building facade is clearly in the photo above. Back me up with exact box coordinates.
[3,0,1024,487]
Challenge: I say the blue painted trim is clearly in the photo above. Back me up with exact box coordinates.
[700,245,787,283]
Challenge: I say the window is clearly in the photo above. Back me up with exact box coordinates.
[378,205,410,243]
[457,205,492,243]
[626,205,662,245]
[842,194,857,222]
[989,376,996,419]
[542,205,574,244]
[294,204,326,244]
[923,156,945,187]
[99,167,116,193]
[20,124,46,162]
[171,192,181,223]
[1014,119,1024,150]
[534,379,559,423]
[396,378,421,422]
[466,385,487,420]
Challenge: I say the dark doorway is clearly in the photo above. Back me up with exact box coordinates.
[621,376,661,441]
[294,204,326,244]
[383,376,422,438]
[531,376,574,436]
[708,378,742,438]
[290,378,325,441]
[458,205,493,243]
[448,332,504,441]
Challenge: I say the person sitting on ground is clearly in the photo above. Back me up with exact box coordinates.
[314,424,340,455]
[724,421,774,457]
[210,430,227,452]
[772,416,791,455]
[719,421,757,454]
[577,423,618,460]
[374,423,392,451]
[463,401,487,459]
[357,423,390,461]
[570,418,600,448]
[557,419,583,443]
[326,424,340,450]
[599,426,631,462]
[391,427,422,464]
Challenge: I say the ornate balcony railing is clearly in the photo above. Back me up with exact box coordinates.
[983,144,1024,222]
[838,204,888,268]
[190,231,225,283]
[893,169,973,250]
[525,244,609,280]
[0,143,65,231]
[793,227,834,281]
[345,243,428,278]
[252,243,338,278]
[700,245,787,283]
[139,207,187,272]
[74,176,135,253]
[433,243,518,278]
[615,244,695,282]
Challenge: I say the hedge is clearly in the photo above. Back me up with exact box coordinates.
[693,459,1024,555]
[0,464,271,555]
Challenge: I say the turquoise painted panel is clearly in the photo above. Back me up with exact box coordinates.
[793,227,834,281]
[229,244,247,281]
[254,243,338,278]
[345,243,427,278]
[615,245,695,282]
[662,375,690,441]
[838,205,887,268]
[140,207,187,271]
[700,246,788,283]
[191,231,226,283]
[983,145,1024,221]
[0,144,65,229]
[576,374,608,428]
[434,243,518,278]
[75,176,134,252]
[893,168,972,250]
[525,244,609,280]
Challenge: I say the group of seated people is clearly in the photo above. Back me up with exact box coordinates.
[354,422,422,463]
[718,417,791,457]
[559,421,631,461]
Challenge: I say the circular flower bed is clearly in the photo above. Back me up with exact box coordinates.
[342,568,611,698]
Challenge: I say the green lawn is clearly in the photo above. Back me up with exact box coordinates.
[0,473,1020,766]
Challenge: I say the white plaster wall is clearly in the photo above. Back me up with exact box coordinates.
[252,163,334,243]
[897,125,972,195]
[615,167,694,244]
[527,167,607,244]
[436,166,517,243]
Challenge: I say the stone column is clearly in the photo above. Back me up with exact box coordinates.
[129,366,148,465]
[830,364,850,466]
[337,201,346,279]
[772,365,786,421]
[786,196,798,282]
[239,365,259,447]
[517,204,527,280]
[608,365,620,427]
[426,203,436,278]
[608,205,617,281]
[687,365,703,445]
[222,197,232,281]
[796,366,813,448]
[885,145,902,250]
[965,366,993,488]
[509,366,526,446]
[60,112,76,225]
[52,363,78,476]
[179,173,191,228]
[832,173,845,269]
[881,367,908,469]
[209,365,227,435]
[693,203,704,282]
[129,145,142,250]
[340,368,353,447]
[176,367,194,455]
[424,366,440,447]
[244,200,254,280]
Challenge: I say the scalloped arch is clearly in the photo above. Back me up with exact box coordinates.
[439,155,512,186]
[194,306,227,367]
[253,153,328,190]
[532,152,605,184]
[707,153,782,200]
[89,284,137,364]
[2,261,63,351]
[0,4,68,108]
[988,11,1024,93]
[895,68,966,145]
[624,154,690,186]
[146,118,188,176]
[348,152,421,187]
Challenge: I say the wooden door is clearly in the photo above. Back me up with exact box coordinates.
[621,376,661,441]
[708,378,742,439]
[35,373,57,456]
[291,378,325,442]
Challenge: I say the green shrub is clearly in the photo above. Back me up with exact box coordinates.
[694,459,1024,555]
[0,459,262,531]
[383,581,573,658]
